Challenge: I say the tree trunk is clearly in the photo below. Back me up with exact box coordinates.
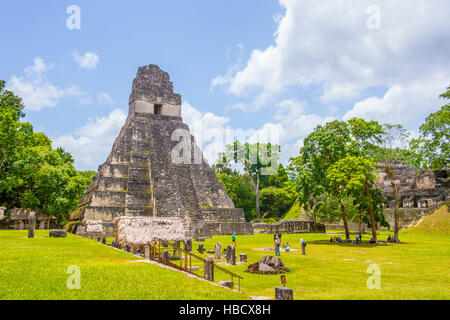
[393,185,400,243]
[385,162,400,243]
[339,199,350,240]
[365,179,377,242]
[255,172,261,219]
[249,171,261,220]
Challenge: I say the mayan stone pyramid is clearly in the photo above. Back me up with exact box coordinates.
[69,65,253,239]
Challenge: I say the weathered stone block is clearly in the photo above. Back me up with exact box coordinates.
[162,250,171,261]
[275,287,293,300]
[214,242,222,259]
[28,212,36,239]
[184,239,192,251]
[49,229,66,238]
[245,255,289,274]
[218,280,234,289]
[259,262,275,273]
[204,257,214,282]
[225,245,236,265]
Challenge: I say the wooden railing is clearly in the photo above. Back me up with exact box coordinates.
[147,240,243,292]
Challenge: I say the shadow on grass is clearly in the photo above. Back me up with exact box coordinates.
[306,239,398,248]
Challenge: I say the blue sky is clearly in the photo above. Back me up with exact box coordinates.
[1,1,449,170]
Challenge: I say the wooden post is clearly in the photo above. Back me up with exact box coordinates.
[158,239,161,260]
[185,251,187,271]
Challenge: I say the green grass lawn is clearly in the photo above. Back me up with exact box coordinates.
[1,211,449,300]
[0,230,245,300]
[195,231,450,300]
[405,204,449,236]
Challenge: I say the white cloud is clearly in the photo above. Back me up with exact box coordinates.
[211,44,245,89]
[56,99,334,170]
[56,102,229,170]
[213,0,450,123]
[343,75,448,125]
[183,99,333,166]
[320,83,361,104]
[182,101,231,165]
[7,57,90,111]
[249,99,335,163]
[54,109,127,170]
[97,92,114,106]
[73,51,99,70]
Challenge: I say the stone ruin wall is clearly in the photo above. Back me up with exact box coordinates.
[253,219,326,234]
[0,208,55,230]
[252,164,448,234]
[376,163,449,230]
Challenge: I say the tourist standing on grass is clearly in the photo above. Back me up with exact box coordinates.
[300,238,307,255]
[278,232,282,241]
[232,233,236,247]
[275,238,281,256]
[273,233,277,244]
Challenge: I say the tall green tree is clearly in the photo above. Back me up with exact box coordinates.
[290,121,352,228]
[378,123,410,242]
[0,80,33,174]
[291,121,350,209]
[0,80,95,225]
[259,164,290,189]
[290,119,386,241]
[410,86,450,169]
[214,163,256,221]
[219,142,280,220]
[327,156,378,240]
[290,158,325,223]
[259,182,296,220]
[347,118,385,242]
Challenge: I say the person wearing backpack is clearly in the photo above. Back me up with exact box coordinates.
[275,237,281,256]
[300,238,307,255]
